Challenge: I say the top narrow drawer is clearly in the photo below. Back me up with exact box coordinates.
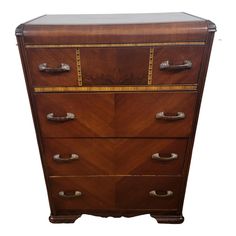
[26,45,204,87]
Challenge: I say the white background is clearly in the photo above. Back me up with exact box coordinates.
[0,0,235,235]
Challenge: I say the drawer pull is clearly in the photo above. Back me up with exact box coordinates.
[149,190,173,198]
[156,112,185,120]
[152,153,178,161]
[39,63,70,73]
[53,154,79,162]
[46,112,75,122]
[59,191,82,198]
[160,60,192,70]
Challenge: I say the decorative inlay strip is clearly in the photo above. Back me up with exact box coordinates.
[25,41,205,48]
[148,48,154,85]
[34,85,197,93]
[76,48,82,86]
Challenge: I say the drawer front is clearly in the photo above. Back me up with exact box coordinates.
[116,176,182,209]
[80,47,149,85]
[35,92,197,137]
[27,46,203,87]
[43,138,188,175]
[153,46,204,84]
[49,176,181,212]
[27,48,78,87]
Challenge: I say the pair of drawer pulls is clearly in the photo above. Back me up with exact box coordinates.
[53,153,178,162]
[58,190,174,199]
[47,112,186,122]
[38,60,192,73]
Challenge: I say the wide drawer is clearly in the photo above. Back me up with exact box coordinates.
[35,92,197,137]
[43,138,188,175]
[49,176,182,212]
[27,46,203,86]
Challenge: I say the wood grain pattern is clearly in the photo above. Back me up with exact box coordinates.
[27,45,203,87]
[80,47,149,85]
[26,48,78,86]
[116,176,182,209]
[50,177,115,212]
[49,176,182,213]
[22,21,209,44]
[43,138,188,176]
[153,46,204,84]
[35,92,197,138]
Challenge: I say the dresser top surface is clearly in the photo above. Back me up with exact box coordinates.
[26,13,205,25]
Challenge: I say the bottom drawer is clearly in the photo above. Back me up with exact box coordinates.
[49,176,182,213]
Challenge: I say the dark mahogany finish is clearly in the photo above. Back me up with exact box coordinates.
[35,92,197,138]
[27,48,78,87]
[43,138,188,175]
[80,47,150,85]
[49,176,182,212]
[16,13,216,224]
[27,46,203,86]
[153,46,204,84]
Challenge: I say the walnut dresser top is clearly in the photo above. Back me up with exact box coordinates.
[16,13,216,224]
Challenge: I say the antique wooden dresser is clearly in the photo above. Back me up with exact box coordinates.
[16,13,216,223]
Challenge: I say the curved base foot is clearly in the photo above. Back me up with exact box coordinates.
[150,214,184,224]
[49,214,81,223]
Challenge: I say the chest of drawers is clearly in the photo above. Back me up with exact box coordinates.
[16,13,216,224]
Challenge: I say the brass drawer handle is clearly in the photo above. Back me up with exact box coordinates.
[39,63,70,73]
[149,190,173,198]
[46,112,75,122]
[156,112,185,121]
[53,154,79,162]
[160,60,192,70]
[59,191,82,198]
[152,153,178,161]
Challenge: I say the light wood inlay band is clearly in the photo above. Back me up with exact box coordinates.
[25,42,205,48]
[34,85,197,93]
[147,48,154,85]
[76,48,82,86]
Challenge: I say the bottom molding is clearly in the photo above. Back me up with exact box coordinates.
[49,213,184,224]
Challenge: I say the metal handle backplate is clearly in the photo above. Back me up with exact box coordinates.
[160,60,192,70]
[58,191,82,198]
[46,112,75,122]
[152,153,178,161]
[39,63,70,73]
[149,190,173,198]
[53,154,79,162]
[156,112,185,121]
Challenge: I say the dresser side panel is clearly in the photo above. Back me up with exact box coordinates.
[16,34,56,215]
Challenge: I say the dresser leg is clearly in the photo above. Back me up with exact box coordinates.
[150,214,184,224]
[49,214,81,223]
